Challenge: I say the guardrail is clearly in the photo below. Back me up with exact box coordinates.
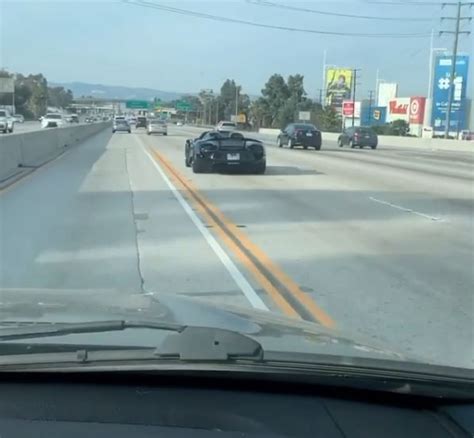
[0,122,111,185]
[257,128,473,152]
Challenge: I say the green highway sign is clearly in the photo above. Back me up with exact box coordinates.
[176,101,192,111]
[126,100,151,109]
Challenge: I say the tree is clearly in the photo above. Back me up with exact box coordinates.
[287,74,306,101]
[47,86,73,108]
[318,106,342,132]
[260,74,289,127]
[198,89,215,125]
[390,119,409,136]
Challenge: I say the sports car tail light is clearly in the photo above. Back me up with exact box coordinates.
[246,143,265,158]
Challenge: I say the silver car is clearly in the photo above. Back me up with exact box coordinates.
[112,119,131,133]
[147,119,167,136]
[216,121,237,132]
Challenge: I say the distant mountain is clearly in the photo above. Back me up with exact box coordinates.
[51,81,186,101]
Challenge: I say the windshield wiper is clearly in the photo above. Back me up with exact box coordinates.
[0,320,186,341]
[0,320,263,364]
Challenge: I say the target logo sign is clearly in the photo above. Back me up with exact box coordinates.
[409,97,426,124]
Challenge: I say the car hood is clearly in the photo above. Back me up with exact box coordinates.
[0,288,410,363]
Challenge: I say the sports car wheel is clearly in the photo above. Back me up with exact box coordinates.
[253,161,266,175]
[192,156,209,174]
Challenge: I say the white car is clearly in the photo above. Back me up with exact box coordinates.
[41,113,64,128]
[147,119,167,136]
[216,121,237,132]
[12,114,24,123]
[0,109,14,133]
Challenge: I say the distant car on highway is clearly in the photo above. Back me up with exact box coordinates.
[135,116,147,129]
[185,130,266,174]
[338,126,378,149]
[65,114,79,123]
[277,123,322,150]
[176,121,184,126]
[216,121,237,132]
[0,109,14,133]
[12,114,24,123]
[41,113,64,128]
[147,119,167,136]
[112,118,131,134]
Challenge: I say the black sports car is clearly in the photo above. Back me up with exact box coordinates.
[185,131,266,174]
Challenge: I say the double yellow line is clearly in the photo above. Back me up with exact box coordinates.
[148,147,335,329]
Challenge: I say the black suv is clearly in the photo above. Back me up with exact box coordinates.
[277,123,322,150]
[338,127,378,149]
[136,116,147,128]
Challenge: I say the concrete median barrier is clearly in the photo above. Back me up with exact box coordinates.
[0,135,22,182]
[0,122,110,184]
[19,129,60,167]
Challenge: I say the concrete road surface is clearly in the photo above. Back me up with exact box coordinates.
[1,125,472,368]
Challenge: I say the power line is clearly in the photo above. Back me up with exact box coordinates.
[123,0,433,38]
[362,1,445,5]
[247,0,435,21]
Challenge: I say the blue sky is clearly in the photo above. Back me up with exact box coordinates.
[1,0,472,99]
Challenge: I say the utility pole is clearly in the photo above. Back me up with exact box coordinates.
[351,69,360,128]
[235,85,239,119]
[368,90,374,126]
[317,88,323,105]
[440,1,472,139]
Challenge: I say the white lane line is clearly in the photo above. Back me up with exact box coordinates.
[137,137,269,311]
[369,197,444,222]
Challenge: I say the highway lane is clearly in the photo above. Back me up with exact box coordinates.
[0,125,472,368]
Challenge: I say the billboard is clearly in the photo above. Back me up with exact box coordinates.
[377,83,398,108]
[409,97,426,125]
[431,55,469,132]
[387,97,410,122]
[0,77,14,93]
[342,100,360,118]
[361,106,387,126]
[325,68,352,108]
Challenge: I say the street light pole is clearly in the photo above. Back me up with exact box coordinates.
[235,85,239,119]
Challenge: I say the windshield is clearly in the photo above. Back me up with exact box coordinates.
[0,0,472,381]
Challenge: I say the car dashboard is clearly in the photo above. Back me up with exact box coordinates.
[0,372,472,437]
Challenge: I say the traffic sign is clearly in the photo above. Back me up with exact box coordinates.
[126,100,150,109]
[176,101,192,111]
[298,111,310,121]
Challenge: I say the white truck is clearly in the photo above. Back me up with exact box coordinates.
[0,109,15,133]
